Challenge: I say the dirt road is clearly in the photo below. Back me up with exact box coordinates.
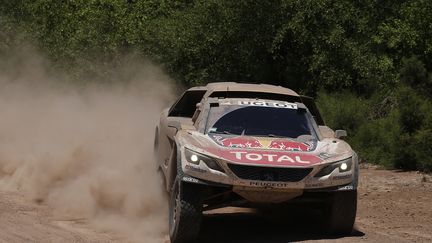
[1,164,431,243]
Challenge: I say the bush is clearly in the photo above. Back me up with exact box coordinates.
[351,112,401,168]
[317,87,432,171]
[316,91,369,135]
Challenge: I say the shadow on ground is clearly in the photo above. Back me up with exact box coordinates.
[197,207,364,243]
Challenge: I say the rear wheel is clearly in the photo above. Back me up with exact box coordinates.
[324,190,357,235]
[169,177,203,243]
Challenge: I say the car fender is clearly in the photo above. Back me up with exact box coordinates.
[334,152,359,192]
[166,138,183,192]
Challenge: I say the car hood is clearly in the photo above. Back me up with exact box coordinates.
[177,131,353,167]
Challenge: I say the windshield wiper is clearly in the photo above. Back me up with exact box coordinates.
[267,134,288,138]
[209,130,236,135]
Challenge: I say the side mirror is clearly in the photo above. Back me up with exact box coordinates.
[335,130,347,139]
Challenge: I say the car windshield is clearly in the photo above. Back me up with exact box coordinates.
[206,103,317,139]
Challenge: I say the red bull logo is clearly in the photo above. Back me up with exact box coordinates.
[269,139,312,152]
[212,135,313,152]
[213,136,262,148]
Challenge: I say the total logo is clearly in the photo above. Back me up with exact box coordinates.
[229,151,320,165]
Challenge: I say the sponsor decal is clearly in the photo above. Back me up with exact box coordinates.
[249,181,291,188]
[213,136,262,148]
[220,100,298,109]
[269,139,312,152]
[182,176,199,183]
[338,185,354,191]
[203,148,322,166]
[229,151,319,165]
[211,135,314,152]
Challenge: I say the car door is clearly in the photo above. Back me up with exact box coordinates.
[157,89,206,172]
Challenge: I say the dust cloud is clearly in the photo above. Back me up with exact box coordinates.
[0,47,175,242]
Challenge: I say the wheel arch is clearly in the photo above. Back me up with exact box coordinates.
[167,139,183,192]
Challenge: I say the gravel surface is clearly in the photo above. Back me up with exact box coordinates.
[1,165,431,243]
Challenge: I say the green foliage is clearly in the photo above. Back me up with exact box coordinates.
[413,128,432,172]
[400,56,432,96]
[1,0,431,171]
[316,92,369,135]
[352,111,402,168]
[319,86,432,172]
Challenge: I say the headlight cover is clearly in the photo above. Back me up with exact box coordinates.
[314,157,353,177]
[184,148,224,172]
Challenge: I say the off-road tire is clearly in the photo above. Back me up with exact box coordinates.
[324,190,357,235]
[169,177,203,243]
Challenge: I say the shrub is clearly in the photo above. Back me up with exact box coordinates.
[316,91,369,135]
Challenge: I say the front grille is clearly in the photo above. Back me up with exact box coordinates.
[228,164,312,182]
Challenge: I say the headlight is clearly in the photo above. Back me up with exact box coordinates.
[184,148,224,172]
[314,157,352,177]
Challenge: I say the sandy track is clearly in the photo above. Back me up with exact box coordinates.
[1,165,431,243]
[0,190,123,242]
[197,165,432,243]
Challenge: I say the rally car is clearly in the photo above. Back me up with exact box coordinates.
[154,82,358,243]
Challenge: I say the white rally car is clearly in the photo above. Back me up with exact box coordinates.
[154,83,358,243]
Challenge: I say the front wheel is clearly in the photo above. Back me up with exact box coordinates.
[324,190,357,235]
[169,177,203,243]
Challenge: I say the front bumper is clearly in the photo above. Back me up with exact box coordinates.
[180,150,357,193]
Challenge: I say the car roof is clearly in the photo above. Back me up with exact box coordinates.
[187,82,300,97]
